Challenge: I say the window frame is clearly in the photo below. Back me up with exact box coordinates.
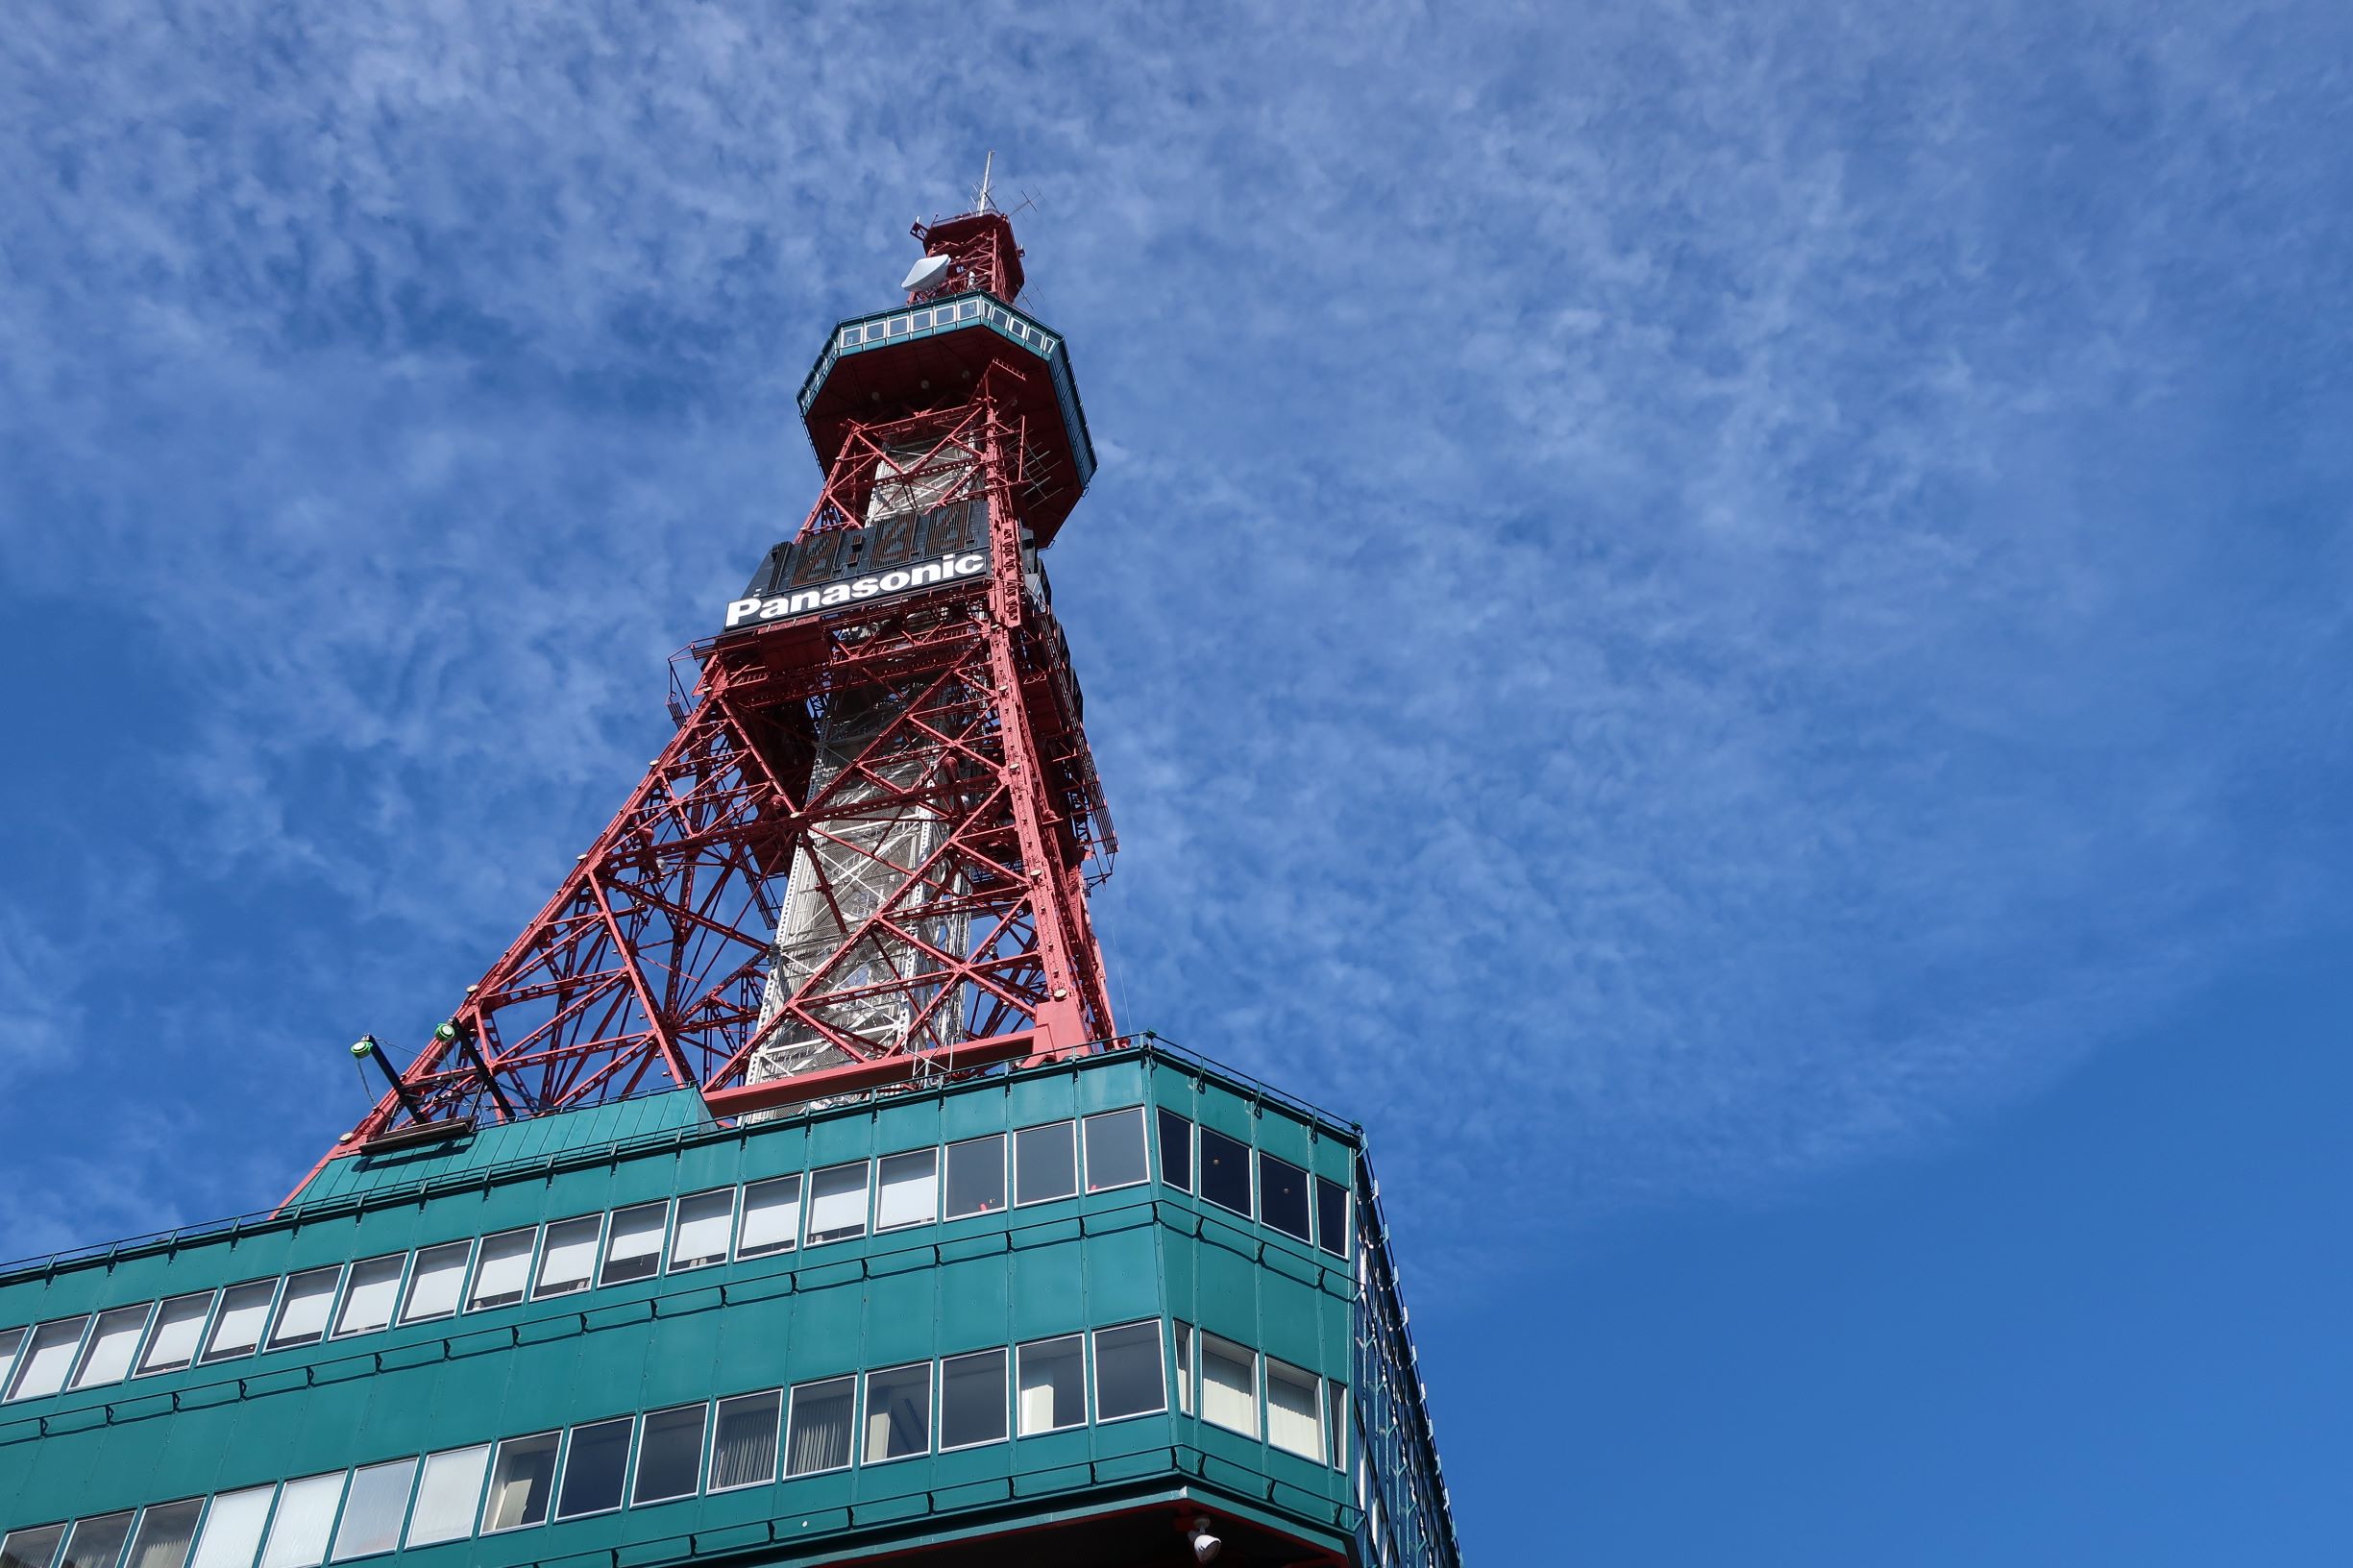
[705,1388,783,1493]
[599,1201,671,1286]
[264,1267,346,1353]
[147,1292,222,1379]
[464,1228,541,1313]
[629,1402,709,1507]
[1197,1127,1254,1219]
[1157,1109,1193,1193]
[1014,1334,1087,1436]
[1315,1176,1352,1258]
[861,1360,933,1465]
[874,1148,940,1233]
[784,1375,858,1478]
[479,1430,562,1534]
[398,1240,474,1325]
[1081,1107,1150,1193]
[1198,1332,1258,1436]
[803,1162,870,1247]
[942,1134,1006,1219]
[331,1255,409,1339]
[552,1415,634,1521]
[68,1303,155,1391]
[1012,1119,1079,1208]
[937,1347,1010,1452]
[1264,1355,1326,1462]
[6,1314,94,1401]
[402,1444,491,1550]
[196,1280,280,1365]
[1257,1150,1312,1243]
[667,1188,738,1273]
[329,1458,418,1563]
[530,1214,606,1301]
[1090,1319,1168,1423]
[735,1174,803,1260]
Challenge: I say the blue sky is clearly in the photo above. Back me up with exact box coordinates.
[2,2,2348,1560]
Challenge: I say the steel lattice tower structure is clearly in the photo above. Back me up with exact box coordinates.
[323,201,1118,1165]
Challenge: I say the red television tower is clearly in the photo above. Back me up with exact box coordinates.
[324,189,1117,1168]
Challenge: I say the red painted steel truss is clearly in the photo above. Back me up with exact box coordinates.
[333,395,1115,1149]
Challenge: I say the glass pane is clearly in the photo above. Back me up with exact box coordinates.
[1198,1129,1252,1217]
[137,1296,212,1376]
[482,1433,559,1531]
[943,1136,1005,1218]
[939,1349,1006,1450]
[631,1404,707,1505]
[187,1486,273,1568]
[1200,1335,1255,1433]
[669,1189,735,1271]
[1083,1108,1148,1191]
[1259,1153,1311,1241]
[1013,1121,1076,1206]
[1016,1335,1084,1434]
[400,1242,471,1323]
[70,1306,151,1389]
[3,1527,66,1568]
[257,1472,343,1568]
[330,1459,416,1561]
[1174,1322,1192,1414]
[333,1258,404,1337]
[404,1445,490,1548]
[8,1317,89,1399]
[804,1163,868,1245]
[0,1328,22,1393]
[601,1203,667,1285]
[1328,1380,1349,1469]
[709,1391,781,1490]
[1092,1321,1166,1420]
[125,1499,206,1568]
[555,1417,631,1518]
[59,1512,135,1568]
[874,1150,938,1231]
[736,1176,801,1258]
[1266,1358,1323,1460]
[267,1269,341,1349]
[1315,1177,1350,1257]
[862,1363,929,1462]
[532,1217,601,1299]
[1157,1110,1192,1192]
[468,1230,535,1311]
[785,1377,853,1475]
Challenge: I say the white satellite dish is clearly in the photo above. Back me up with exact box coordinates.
[899,253,952,293]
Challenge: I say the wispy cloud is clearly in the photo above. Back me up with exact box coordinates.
[0,0,2345,1286]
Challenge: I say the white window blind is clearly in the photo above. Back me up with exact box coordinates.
[404,1445,490,1548]
[468,1231,534,1311]
[709,1391,781,1490]
[205,1281,274,1360]
[532,1217,601,1298]
[736,1177,800,1258]
[804,1164,868,1245]
[786,1378,854,1475]
[61,1510,135,1568]
[1,1527,65,1568]
[257,1473,344,1568]
[400,1243,470,1322]
[1017,1335,1084,1434]
[1265,1358,1324,1460]
[140,1294,213,1375]
[70,1306,150,1390]
[1200,1335,1256,1434]
[8,1317,89,1400]
[1174,1322,1193,1414]
[875,1150,938,1230]
[267,1269,340,1349]
[187,1485,274,1568]
[330,1458,416,1561]
[601,1203,667,1284]
[125,1498,205,1568]
[333,1257,404,1338]
[670,1189,734,1270]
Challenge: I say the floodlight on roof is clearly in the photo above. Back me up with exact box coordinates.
[899,253,952,293]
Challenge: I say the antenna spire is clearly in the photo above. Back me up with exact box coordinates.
[973,151,995,216]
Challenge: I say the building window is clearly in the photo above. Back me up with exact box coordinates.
[1198,1128,1252,1218]
[0,1527,64,1568]
[601,1202,668,1285]
[554,1417,631,1519]
[1265,1358,1324,1461]
[1091,1321,1167,1421]
[1014,1120,1077,1206]
[532,1216,602,1299]
[710,1390,782,1490]
[124,1497,205,1568]
[736,1175,801,1258]
[863,1362,931,1462]
[1157,1109,1192,1192]
[7,1317,88,1400]
[1328,1380,1349,1470]
[875,1149,939,1231]
[264,1269,341,1351]
[1016,1335,1085,1434]
[940,1348,1008,1450]
[59,1511,135,1568]
[186,1485,273,1568]
[1259,1153,1311,1241]
[137,1294,212,1377]
[1315,1177,1350,1257]
[632,1404,707,1505]
[668,1188,735,1270]
[330,1458,416,1561]
[404,1446,490,1548]
[481,1433,560,1532]
[1199,1334,1256,1434]
[467,1230,536,1311]
[785,1377,855,1476]
[258,1471,344,1568]
[0,1330,18,1398]
[68,1306,150,1390]
[399,1242,471,1323]
[1173,1321,1193,1414]
[1082,1108,1149,1191]
[943,1135,1006,1217]
[804,1163,870,1245]
[333,1257,404,1338]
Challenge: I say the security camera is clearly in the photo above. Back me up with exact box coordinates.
[1186,1516,1223,1563]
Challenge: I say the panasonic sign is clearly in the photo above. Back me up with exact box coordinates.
[723,499,990,635]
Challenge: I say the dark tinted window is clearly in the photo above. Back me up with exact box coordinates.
[1260,1152,1311,1240]
[1198,1128,1252,1217]
[555,1417,631,1518]
[1014,1121,1077,1205]
[944,1135,1006,1217]
[1315,1176,1350,1257]
[1157,1109,1192,1191]
[1083,1108,1149,1191]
